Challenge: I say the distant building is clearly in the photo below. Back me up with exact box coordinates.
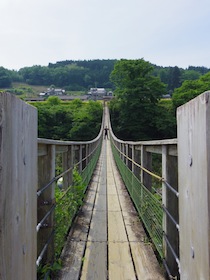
[88,88,107,97]
[87,88,113,100]
[39,88,65,96]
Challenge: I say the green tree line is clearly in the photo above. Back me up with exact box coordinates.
[1,58,210,142]
[32,96,103,141]
[109,59,210,141]
[0,60,209,94]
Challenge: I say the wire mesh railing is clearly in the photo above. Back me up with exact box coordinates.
[108,106,179,279]
[111,142,163,257]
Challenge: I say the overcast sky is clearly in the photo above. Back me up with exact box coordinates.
[1,0,210,70]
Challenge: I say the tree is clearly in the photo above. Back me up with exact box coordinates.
[181,70,200,82]
[0,67,12,87]
[110,59,166,140]
[172,72,210,110]
[168,66,181,91]
[32,100,103,141]
[68,101,102,140]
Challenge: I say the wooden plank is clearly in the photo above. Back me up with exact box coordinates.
[118,194,137,213]
[122,214,145,242]
[82,189,97,212]
[112,170,130,195]
[107,194,121,211]
[80,241,107,280]
[94,193,107,211]
[177,91,210,279]
[107,180,117,195]
[80,141,108,279]
[130,242,164,280]
[70,210,92,242]
[108,211,127,242]
[58,241,86,280]
[38,143,47,156]
[108,242,136,280]
[0,93,37,279]
[88,210,107,242]
[98,170,107,193]
[59,152,102,279]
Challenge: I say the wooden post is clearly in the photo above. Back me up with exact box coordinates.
[37,144,55,264]
[120,143,123,160]
[134,147,141,180]
[131,145,135,173]
[86,144,89,166]
[79,145,83,173]
[162,145,179,278]
[122,144,125,163]
[125,144,128,166]
[141,145,152,190]
[177,91,210,279]
[62,146,73,190]
[127,145,132,170]
[0,93,37,279]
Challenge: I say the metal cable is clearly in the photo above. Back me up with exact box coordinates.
[162,205,179,231]
[37,138,102,197]
[163,232,180,268]
[111,137,179,196]
[36,230,55,267]
[36,204,56,232]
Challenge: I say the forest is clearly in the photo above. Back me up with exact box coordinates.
[31,96,103,141]
[0,59,209,93]
[1,59,210,141]
[109,59,210,140]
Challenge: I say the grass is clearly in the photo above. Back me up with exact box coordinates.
[0,82,86,98]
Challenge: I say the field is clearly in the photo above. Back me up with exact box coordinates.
[0,83,86,98]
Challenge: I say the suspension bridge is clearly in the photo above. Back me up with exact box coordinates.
[1,91,210,280]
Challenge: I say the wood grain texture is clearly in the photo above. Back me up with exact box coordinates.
[177,91,210,280]
[0,93,37,279]
[80,242,107,280]
[88,209,107,242]
[108,242,136,280]
[130,242,164,280]
[59,125,164,280]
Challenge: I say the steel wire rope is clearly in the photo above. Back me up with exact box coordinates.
[163,232,181,272]
[110,138,179,197]
[37,106,106,197]
[37,138,102,197]
[36,230,55,267]
[36,105,105,274]
[107,105,180,278]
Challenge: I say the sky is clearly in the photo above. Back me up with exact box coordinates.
[0,0,210,70]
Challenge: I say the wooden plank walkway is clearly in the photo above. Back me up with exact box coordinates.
[57,138,165,280]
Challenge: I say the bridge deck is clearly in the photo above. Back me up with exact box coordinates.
[57,139,164,280]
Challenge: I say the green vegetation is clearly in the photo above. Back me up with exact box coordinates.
[37,169,85,280]
[1,59,210,142]
[109,59,172,140]
[31,97,103,141]
[172,72,210,110]
[0,60,209,97]
[54,168,85,258]
[109,59,210,141]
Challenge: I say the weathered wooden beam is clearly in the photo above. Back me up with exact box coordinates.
[177,91,210,279]
[162,145,179,278]
[0,93,37,279]
[37,144,56,264]
[141,146,152,191]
